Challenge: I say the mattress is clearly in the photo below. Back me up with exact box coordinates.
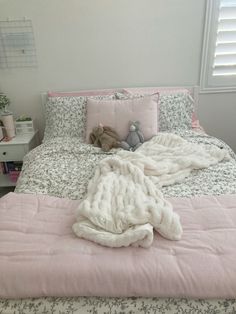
[1,130,236,313]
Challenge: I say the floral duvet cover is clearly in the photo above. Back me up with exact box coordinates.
[16,130,236,200]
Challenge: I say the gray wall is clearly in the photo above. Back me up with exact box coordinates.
[0,0,235,150]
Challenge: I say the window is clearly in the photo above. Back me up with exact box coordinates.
[200,0,236,92]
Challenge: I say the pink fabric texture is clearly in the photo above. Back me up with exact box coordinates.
[1,192,236,299]
[47,87,188,98]
[122,88,204,131]
[192,112,205,133]
[86,93,159,142]
[48,90,115,97]
[123,87,190,95]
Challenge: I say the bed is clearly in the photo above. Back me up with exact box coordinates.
[1,86,236,313]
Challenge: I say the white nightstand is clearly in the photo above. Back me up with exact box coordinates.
[0,131,39,187]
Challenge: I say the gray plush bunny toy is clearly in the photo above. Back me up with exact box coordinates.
[121,121,144,151]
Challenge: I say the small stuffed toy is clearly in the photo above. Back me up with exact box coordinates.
[89,124,121,152]
[121,121,144,151]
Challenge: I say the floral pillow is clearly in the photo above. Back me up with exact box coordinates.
[159,93,194,131]
[115,91,194,132]
[43,95,115,142]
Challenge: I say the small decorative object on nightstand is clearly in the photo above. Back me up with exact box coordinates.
[0,130,39,187]
[0,92,16,138]
[15,115,35,135]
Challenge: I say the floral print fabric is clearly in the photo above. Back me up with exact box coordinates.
[16,130,236,200]
[15,138,115,199]
[0,296,236,314]
[159,94,194,131]
[43,95,115,142]
[115,91,194,132]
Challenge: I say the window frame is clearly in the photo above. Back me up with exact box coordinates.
[200,0,236,93]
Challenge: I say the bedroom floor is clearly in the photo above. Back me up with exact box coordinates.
[0,187,15,197]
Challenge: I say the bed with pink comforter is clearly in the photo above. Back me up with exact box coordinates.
[1,86,236,313]
[0,131,236,313]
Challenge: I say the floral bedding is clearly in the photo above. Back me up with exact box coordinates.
[6,130,236,314]
[1,297,236,314]
[43,94,115,142]
[16,130,236,200]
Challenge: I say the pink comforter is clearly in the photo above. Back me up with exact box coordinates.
[0,192,236,299]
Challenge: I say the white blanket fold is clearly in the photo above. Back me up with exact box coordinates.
[73,133,229,248]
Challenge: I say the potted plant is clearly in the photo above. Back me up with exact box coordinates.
[0,93,10,113]
[16,115,32,122]
[0,92,15,138]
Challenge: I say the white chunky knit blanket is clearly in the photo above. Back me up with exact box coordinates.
[73,133,229,248]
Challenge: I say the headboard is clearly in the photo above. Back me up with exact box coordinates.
[41,86,200,109]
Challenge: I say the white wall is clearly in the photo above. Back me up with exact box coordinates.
[0,0,235,150]
[198,93,236,149]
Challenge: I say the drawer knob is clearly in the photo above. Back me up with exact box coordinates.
[2,152,6,155]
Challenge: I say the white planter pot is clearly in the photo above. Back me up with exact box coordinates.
[1,114,15,138]
[0,127,3,140]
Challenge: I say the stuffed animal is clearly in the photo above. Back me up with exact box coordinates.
[121,121,144,151]
[89,124,121,152]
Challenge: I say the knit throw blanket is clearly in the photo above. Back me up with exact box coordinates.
[73,133,229,248]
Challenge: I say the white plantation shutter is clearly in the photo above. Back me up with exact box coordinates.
[213,1,236,76]
[200,0,236,92]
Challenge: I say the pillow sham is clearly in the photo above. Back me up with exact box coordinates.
[159,93,194,131]
[115,91,194,132]
[85,93,159,142]
[43,95,115,142]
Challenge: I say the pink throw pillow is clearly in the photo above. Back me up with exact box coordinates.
[86,93,159,142]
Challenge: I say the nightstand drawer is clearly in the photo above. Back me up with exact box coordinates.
[0,145,26,161]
